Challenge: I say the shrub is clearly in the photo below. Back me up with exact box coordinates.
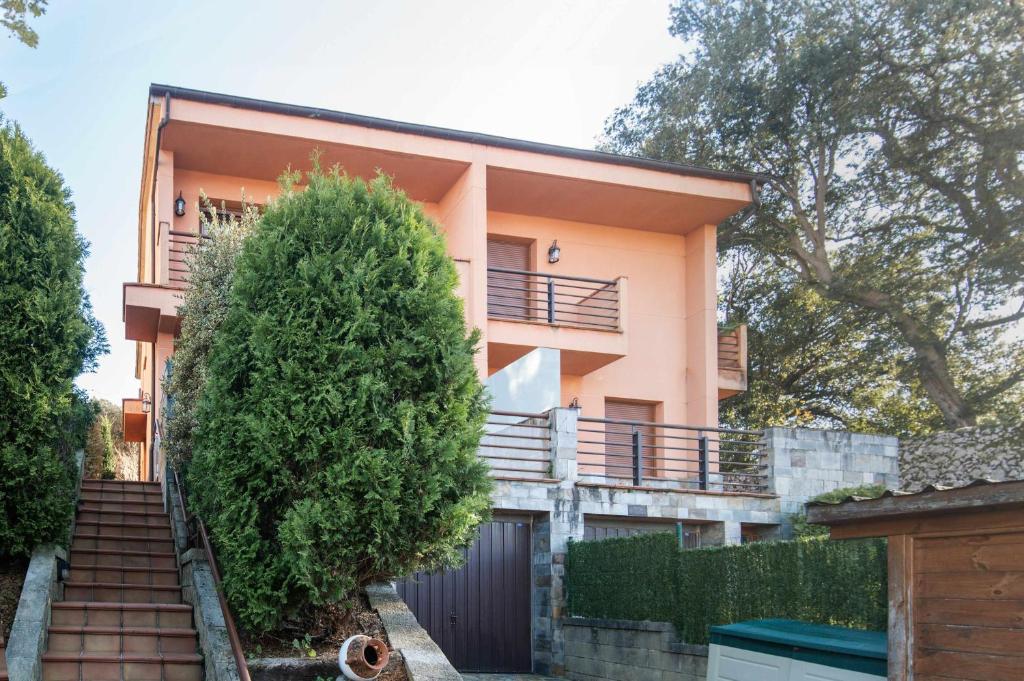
[163,196,257,469]
[567,533,887,645]
[84,398,139,480]
[0,122,106,558]
[189,168,492,632]
[791,484,887,538]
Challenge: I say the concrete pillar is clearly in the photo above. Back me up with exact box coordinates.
[703,520,742,546]
[437,160,488,376]
[683,223,718,429]
[536,407,583,675]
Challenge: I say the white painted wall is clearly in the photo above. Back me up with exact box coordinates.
[485,347,561,414]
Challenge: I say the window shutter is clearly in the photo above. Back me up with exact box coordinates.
[487,239,531,319]
[603,400,656,479]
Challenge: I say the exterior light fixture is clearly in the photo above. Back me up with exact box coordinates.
[141,392,152,414]
[547,240,561,264]
[568,396,580,409]
[174,191,186,217]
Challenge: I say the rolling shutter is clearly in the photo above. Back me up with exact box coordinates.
[604,400,656,480]
[487,239,531,320]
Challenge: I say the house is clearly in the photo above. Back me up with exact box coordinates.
[120,84,899,675]
[806,479,1024,681]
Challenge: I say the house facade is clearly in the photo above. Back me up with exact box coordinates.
[121,85,898,676]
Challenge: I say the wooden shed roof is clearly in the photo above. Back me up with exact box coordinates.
[805,478,1024,528]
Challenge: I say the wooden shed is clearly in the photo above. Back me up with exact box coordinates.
[805,479,1024,681]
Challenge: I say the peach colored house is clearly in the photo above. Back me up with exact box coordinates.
[123,84,753,478]
[121,84,770,674]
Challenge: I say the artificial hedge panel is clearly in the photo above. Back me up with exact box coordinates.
[567,534,886,645]
[565,533,678,623]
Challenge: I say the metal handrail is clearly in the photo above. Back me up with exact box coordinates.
[486,267,620,330]
[173,468,252,681]
[577,416,766,491]
[486,266,617,286]
[480,410,553,478]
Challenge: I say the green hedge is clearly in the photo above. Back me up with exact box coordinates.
[566,534,886,645]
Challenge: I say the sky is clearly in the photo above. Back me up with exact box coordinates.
[0,0,683,404]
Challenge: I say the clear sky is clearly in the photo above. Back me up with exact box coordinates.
[0,0,682,404]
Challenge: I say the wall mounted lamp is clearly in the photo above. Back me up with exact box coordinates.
[174,191,186,217]
[142,392,152,414]
[548,240,561,264]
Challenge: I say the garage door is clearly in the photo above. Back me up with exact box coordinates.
[396,518,532,673]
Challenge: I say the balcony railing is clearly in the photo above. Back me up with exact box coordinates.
[718,327,742,370]
[478,410,553,480]
[487,267,620,331]
[576,417,766,493]
[166,229,210,289]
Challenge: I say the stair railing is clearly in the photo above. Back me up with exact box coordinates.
[173,468,252,681]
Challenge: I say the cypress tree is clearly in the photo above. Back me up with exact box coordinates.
[189,168,491,632]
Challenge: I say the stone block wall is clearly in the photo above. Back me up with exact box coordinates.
[901,424,1024,491]
[765,428,899,523]
[563,617,708,681]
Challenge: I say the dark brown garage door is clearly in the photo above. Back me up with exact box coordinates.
[396,519,532,673]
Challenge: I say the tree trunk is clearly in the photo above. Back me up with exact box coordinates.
[825,285,978,429]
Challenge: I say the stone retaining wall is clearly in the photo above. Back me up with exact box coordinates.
[901,425,1024,491]
[4,450,83,681]
[563,617,707,681]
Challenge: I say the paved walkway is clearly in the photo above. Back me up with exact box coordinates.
[462,671,561,675]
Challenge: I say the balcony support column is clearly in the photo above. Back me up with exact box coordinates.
[683,223,719,430]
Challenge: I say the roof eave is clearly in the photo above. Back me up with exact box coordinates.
[148,83,768,186]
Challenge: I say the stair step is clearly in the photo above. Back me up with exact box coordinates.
[76,509,171,528]
[72,534,175,554]
[78,490,163,504]
[52,602,193,629]
[75,520,172,539]
[81,479,161,490]
[78,499,165,514]
[63,582,182,605]
[42,651,202,681]
[68,565,180,587]
[70,548,176,569]
[47,625,198,655]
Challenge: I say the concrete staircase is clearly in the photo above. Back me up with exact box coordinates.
[42,479,202,681]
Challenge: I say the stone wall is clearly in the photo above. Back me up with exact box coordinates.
[900,424,1024,491]
[563,617,707,681]
[485,412,900,674]
[765,428,899,526]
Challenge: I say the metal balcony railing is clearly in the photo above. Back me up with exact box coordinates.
[576,417,767,492]
[718,328,742,370]
[166,229,210,289]
[478,410,553,480]
[486,267,620,331]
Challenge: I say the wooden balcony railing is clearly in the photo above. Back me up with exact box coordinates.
[486,267,620,331]
[576,416,766,492]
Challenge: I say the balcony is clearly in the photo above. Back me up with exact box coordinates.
[122,398,147,443]
[576,416,766,493]
[477,409,769,494]
[718,324,748,399]
[486,267,627,374]
[123,227,209,342]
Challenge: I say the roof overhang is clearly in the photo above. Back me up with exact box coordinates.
[147,84,760,234]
